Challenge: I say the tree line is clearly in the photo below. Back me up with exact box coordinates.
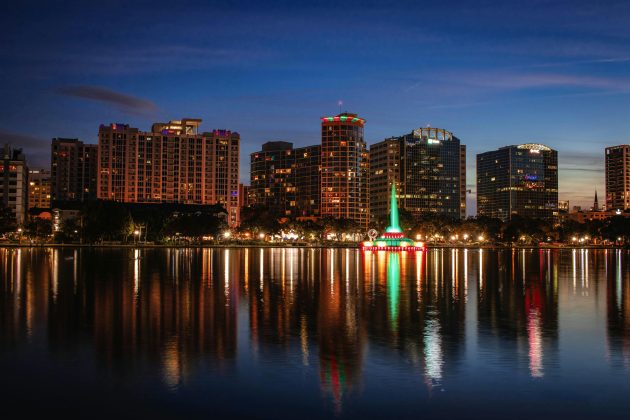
[1,202,628,245]
[239,205,630,245]
[1,201,227,244]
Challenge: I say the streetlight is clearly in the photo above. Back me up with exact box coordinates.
[134,229,140,245]
[259,232,265,240]
[224,230,231,240]
[17,228,22,245]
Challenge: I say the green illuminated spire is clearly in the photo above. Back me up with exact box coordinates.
[386,183,402,233]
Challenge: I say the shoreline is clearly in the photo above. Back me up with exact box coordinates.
[0,243,626,250]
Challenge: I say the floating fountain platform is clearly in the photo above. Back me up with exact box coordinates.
[361,184,424,251]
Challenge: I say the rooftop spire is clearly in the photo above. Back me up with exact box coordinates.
[386,183,402,233]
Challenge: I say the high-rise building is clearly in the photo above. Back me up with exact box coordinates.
[321,113,369,228]
[294,144,321,219]
[477,143,558,222]
[249,142,321,220]
[460,144,467,219]
[51,138,97,202]
[28,169,51,209]
[1,145,28,225]
[369,138,400,221]
[605,145,630,211]
[250,141,296,218]
[97,119,241,226]
[369,127,466,222]
[238,183,250,209]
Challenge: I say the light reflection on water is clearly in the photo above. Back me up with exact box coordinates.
[0,247,629,418]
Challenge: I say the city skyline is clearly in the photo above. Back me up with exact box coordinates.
[3,0,630,214]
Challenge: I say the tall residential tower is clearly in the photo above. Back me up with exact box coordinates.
[606,145,630,211]
[97,119,241,226]
[0,145,28,225]
[250,141,297,218]
[320,113,369,228]
[51,138,97,202]
[249,142,321,220]
[28,169,51,209]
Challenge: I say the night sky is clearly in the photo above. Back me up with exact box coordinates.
[3,0,630,214]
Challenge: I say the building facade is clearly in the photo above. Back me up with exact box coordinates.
[460,144,467,218]
[238,183,250,209]
[51,138,97,202]
[250,141,296,218]
[1,145,28,225]
[568,209,630,224]
[294,144,321,219]
[606,145,630,211]
[477,143,558,222]
[97,119,241,226]
[369,138,400,221]
[28,169,51,209]
[369,127,466,222]
[249,142,321,220]
[321,113,369,228]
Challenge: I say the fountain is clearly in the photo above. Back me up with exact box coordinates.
[361,183,424,251]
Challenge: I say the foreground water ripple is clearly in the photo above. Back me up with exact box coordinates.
[0,247,629,419]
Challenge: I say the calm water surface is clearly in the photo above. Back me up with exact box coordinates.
[1,247,629,419]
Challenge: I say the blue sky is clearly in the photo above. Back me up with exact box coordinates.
[2,0,630,214]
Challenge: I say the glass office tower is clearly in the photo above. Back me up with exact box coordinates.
[477,144,558,222]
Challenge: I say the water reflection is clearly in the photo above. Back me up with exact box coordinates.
[0,247,629,416]
[608,250,630,367]
[478,249,559,379]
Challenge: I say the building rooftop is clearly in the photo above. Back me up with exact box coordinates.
[320,112,365,125]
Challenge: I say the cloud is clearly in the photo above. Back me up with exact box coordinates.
[529,56,630,69]
[7,43,276,77]
[560,150,604,166]
[424,71,630,93]
[468,73,627,90]
[406,69,630,99]
[56,85,157,115]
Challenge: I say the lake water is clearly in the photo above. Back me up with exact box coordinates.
[1,247,629,419]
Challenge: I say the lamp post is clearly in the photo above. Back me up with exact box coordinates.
[134,229,140,245]
[17,228,22,245]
